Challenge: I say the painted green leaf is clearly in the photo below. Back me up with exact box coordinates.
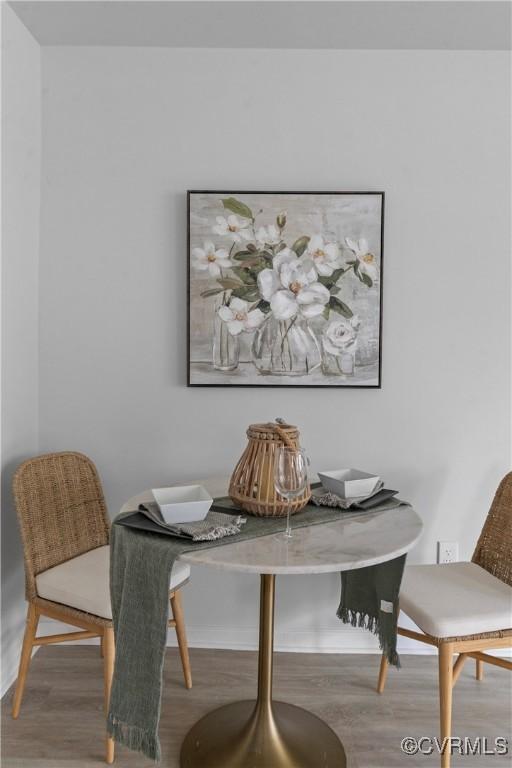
[291,235,310,258]
[232,286,260,302]
[246,242,257,253]
[233,251,258,262]
[322,306,330,321]
[329,296,353,319]
[360,272,373,288]
[249,263,266,278]
[230,267,256,285]
[217,277,244,290]
[329,285,340,295]
[200,288,223,298]
[256,299,271,314]
[330,268,346,283]
[317,270,343,290]
[222,197,254,220]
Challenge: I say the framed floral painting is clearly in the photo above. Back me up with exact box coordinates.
[187,191,384,387]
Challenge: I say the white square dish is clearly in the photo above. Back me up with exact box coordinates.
[152,485,213,525]
[318,469,380,499]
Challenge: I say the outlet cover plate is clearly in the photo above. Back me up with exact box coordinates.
[437,541,459,564]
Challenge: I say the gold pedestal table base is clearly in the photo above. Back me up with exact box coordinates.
[180,574,346,768]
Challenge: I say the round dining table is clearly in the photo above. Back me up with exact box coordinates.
[122,477,423,768]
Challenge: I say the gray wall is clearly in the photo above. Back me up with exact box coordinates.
[1,4,41,694]
[38,47,510,652]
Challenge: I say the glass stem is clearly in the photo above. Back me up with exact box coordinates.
[285,504,292,538]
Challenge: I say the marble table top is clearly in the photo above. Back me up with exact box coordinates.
[120,476,423,575]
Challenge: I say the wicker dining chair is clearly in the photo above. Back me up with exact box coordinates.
[376,472,512,768]
[11,451,192,764]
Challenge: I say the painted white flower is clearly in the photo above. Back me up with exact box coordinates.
[322,316,360,356]
[256,248,296,301]
[273,247,297,271]
[192,241,232,278]
[257,269,280,302]
[306,235,342,277]
[212,215,251,242]
[218,297,265,336]
[257,253,330,321]
[256,224,281,247]
[345,237,379,283]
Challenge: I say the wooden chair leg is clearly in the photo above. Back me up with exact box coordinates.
[170,590,192,690]
[439,642,454,768]
[476,658,484,681]
[377,653,389,693]
[12,603,40,719]
[103,628,115,764]
[100,634,104,658]
[452,653,467,686]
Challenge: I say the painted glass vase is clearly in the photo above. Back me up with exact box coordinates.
[321,317,359,377]
[321,346,356,377]
[251,315,321,376]
[213,299,239,371]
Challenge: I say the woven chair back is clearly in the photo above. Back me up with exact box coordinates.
[472,472,512,587]
[13,451,110,600]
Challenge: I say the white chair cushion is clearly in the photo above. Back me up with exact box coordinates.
[36,545,191,620]
[399,562,512,639]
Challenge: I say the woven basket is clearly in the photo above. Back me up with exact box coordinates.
[229,421,311,517]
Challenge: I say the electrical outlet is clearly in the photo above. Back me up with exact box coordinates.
[437,541,459,564]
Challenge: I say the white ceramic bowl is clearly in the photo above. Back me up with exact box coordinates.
[318,469,380,499]
[152,485,213,525]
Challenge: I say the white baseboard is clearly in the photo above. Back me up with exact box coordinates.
[34,617,393,653]
[1,605,32,698]
[1,665,20,699]
[31,618,422,655]
[3,617,508,697]
[35,617,512,657]
[1,645,40,699]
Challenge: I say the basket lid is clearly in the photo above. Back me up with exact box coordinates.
[247,421,299,443]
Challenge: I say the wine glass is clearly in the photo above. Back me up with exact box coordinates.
[274,446,308,539]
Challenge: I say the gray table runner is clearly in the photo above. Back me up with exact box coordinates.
[108,497,409,761]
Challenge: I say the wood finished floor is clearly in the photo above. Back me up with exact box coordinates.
[1,647,511,767]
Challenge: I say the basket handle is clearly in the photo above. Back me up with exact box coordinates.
[273,420,296,449]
